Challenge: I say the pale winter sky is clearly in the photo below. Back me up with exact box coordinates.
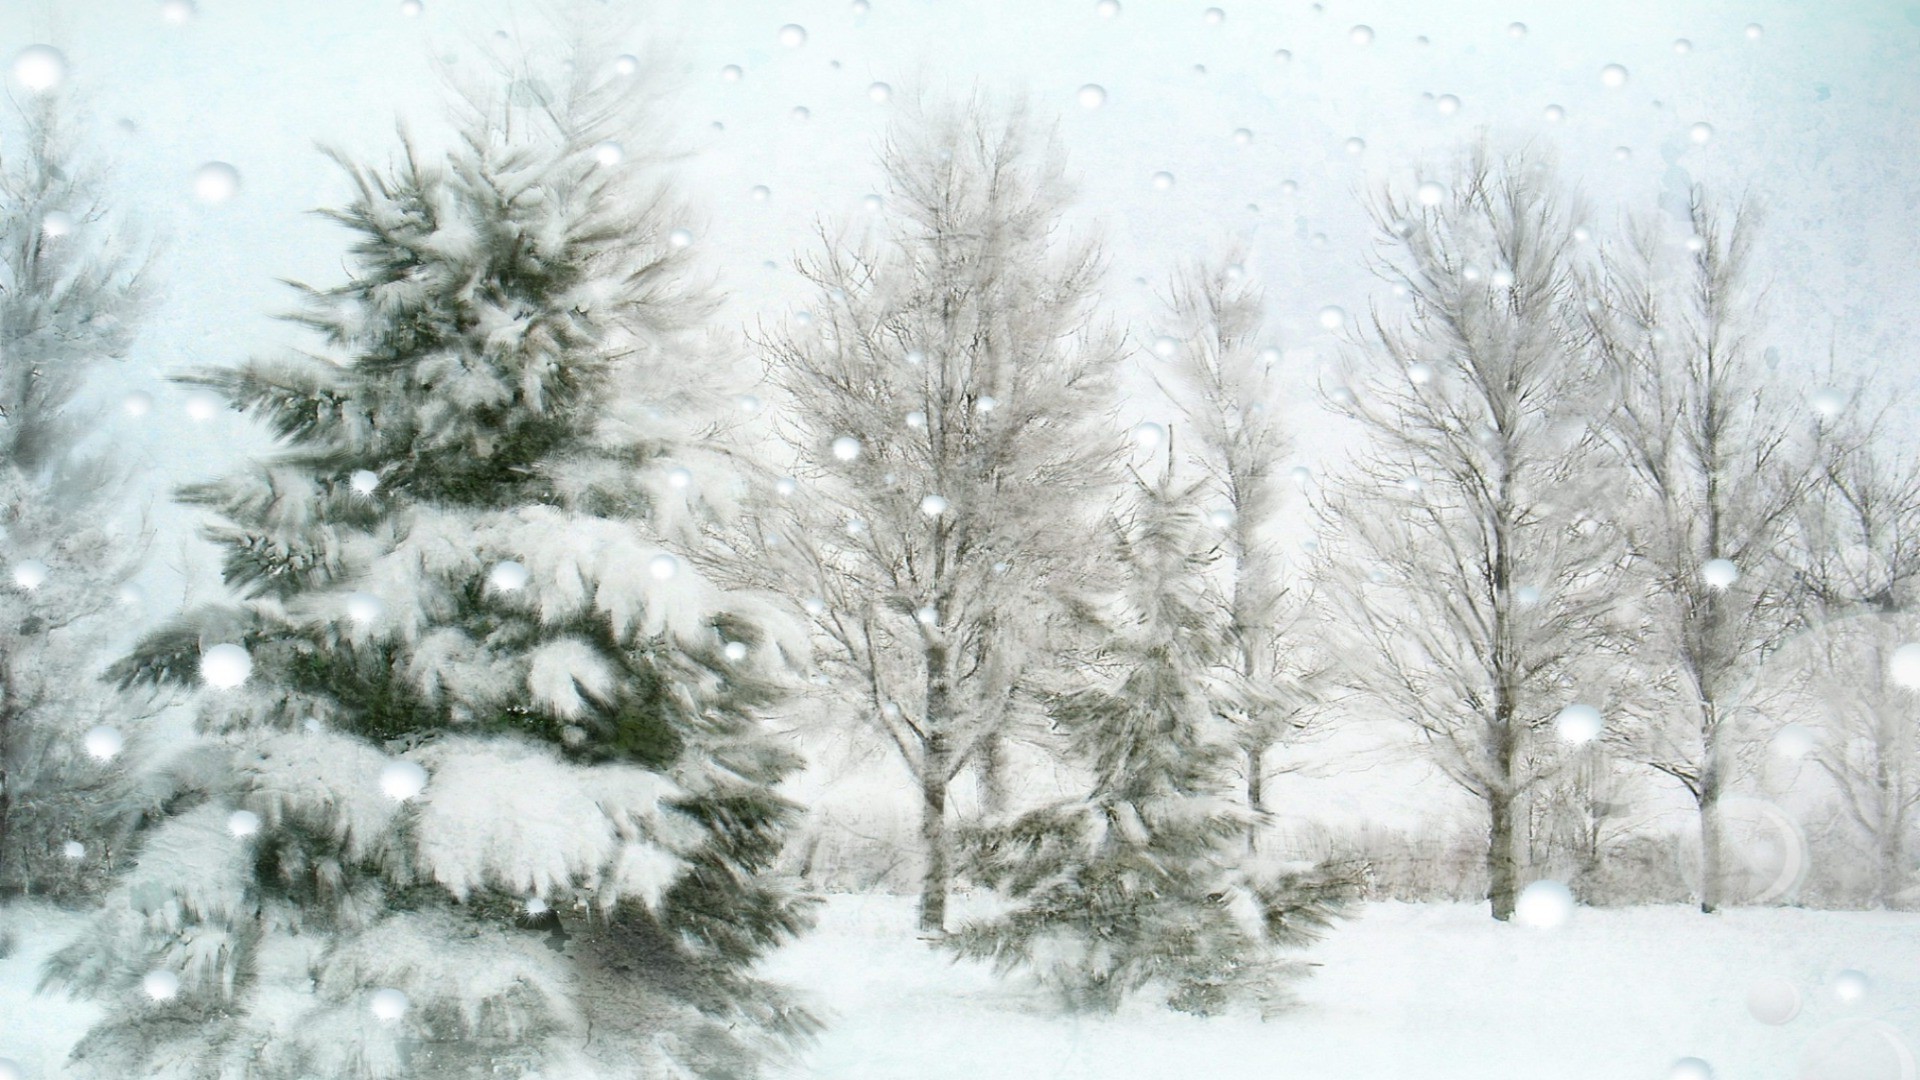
[4,0,1918,826]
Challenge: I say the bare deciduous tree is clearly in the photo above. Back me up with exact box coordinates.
[1587,190,1811,913]
[1318,148,1620,921]
[1782,400,1920,907]
[756,97,1123,932]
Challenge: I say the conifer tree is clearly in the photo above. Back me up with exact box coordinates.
[0,87,155,900]
[42,41,812,1080]
[948,448,1353,1015]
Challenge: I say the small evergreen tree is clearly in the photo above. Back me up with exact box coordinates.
[42,41,812,1080]
[0,86,156,900]
[949,449,1354,1015]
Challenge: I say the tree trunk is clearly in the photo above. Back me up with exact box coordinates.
[1245,742,1266,852]
[1488,789,1517,921]
[918,733,951,934]
[977,730,1009,818]
[1877,816,1903,909]
[1698,776,1723,914]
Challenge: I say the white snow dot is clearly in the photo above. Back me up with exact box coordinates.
[1673,38,1693,54]
[1416,181,1447,207]
[720,64,743,82]
[380,760,428,801]
[1669,1059,1714,1080]
[594,141,624,166]
[1232,127,1253,145]
[862,193,884,211]
[775,477,798,497]
[123,390,154,417]
[1349,24,1374,45]
[161,0,197,22]
[1702,558,1739,589]
[1516,585,1542,606]
[1131,421,1164,449]
[1745,23,1763,40]
[185,389,222,421]
[143,969,181,1001]
[1151,335,1180,358]
[11,45,67,92]
[350,469,380,494]
[722,640,750,662]
[1344,136,1367,155]
[915,604,938,625]
[1555,704,1604,744]
[1436,94,1461,116]
[1888,643,1920,688]
[868,81,892,103]
[1834,970,1870,1003]
[120,583,144,606]
[1689,122,1714,144]
[200,643,253,690]
[666,466,693,490]
[1811,388,1847,417]
[1508,21,1527,37]
[920,494,949,517]
[83,725,124,762]
[1544,104,1566,123]
[1097,0,1120,15]
[615,54,640,75]
[1318,305,1346,330]
[803,597,827,616]
[1514,879,1575,928]
[345,592,385,625]
[11,559,48,590]
[1613,146,1633,161]
[648,554,680,581]
[371,988,409,1022]
[1772,724,1815,758]
[1150,171,1175,190]
[831,436,862,461]
[1747,976,1802,1025]
[41,210,73,238]
[778,23,807,47]
[852,0,870,13]
[227,810,261,837]
[1208,509,1235,529]
[1406,360,1435,385]
[193,161,241,204]
[667,227,694,248]
[489,560,529,592]
[1077,84,1106,109]
[0,1058,21,1080]
[525,896,550,915]
[1600,63,1629,88]
[1203,7,1225,24]
[791,105,812,121]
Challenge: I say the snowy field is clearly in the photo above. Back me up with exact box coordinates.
[5,896,1916,1078]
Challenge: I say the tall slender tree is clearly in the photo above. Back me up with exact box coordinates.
[1318,149,1621,921]
[1782,398,1920,907]
[1157,258,1324,846]
[0,87,155,899]
[755,96,1123,932]
[1587,191,1811,912]
[42,39,813,1079]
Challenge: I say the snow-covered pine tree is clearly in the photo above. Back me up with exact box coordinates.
[753,96,1124,932]
[0,87,156,900]
[948,447,1354,1016]
[41,41,813,1080]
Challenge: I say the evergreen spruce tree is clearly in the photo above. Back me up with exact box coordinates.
[948,448,1354,1016]
[0,87,156,900]
[42,44,813,1079]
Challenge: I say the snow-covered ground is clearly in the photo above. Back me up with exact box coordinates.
[5,894,1914,1078]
